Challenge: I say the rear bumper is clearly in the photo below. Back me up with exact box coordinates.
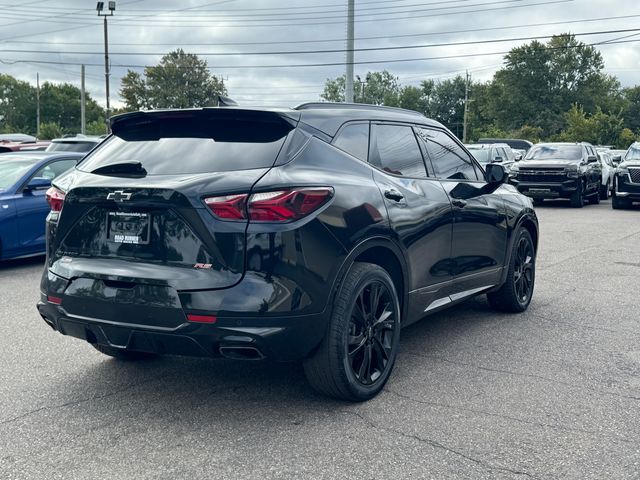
[37,295,328,362]
[509,179,578,199]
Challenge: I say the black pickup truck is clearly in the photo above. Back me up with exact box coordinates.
[508,142,602,208]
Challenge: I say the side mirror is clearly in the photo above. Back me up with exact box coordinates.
[514,153,523,161]
[494,156,504,163]
[587,155,597,163]
[612,155,622,165]
[25,177,52,191]
[486,163,506,184]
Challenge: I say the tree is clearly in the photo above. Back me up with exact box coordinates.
[38,121,64,140]
[40,82,104,134]
[621,86,640,133]
[119,49,227,110]
[321,70,400,105]
[557,104,624,146]
[0,74,36,133]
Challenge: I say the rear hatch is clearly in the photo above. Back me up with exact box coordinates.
[48,108,299,295]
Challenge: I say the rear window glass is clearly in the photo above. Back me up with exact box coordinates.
[46,141,97,153]
[78,117,292,175]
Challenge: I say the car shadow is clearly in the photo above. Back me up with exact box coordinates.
[0,254,44,270]
[57,296,508,419]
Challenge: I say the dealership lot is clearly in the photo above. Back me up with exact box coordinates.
[1,200,638,479]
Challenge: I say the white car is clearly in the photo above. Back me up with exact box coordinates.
[596,150,616,200]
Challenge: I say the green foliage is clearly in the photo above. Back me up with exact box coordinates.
[321,71,400,106]
[0,74,36,133]
[556,104,624,146]
[119,49,227,110]
[38,121,64,140]
[617,128,636,150]
[85,120,107,136]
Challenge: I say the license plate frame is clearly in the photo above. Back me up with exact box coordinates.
[107,211,151,245]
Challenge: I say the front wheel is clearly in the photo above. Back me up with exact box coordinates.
[600,181,609,200]
[488,228,536,313]
[570,183,584,208]
[612,194,628,210]
[304,262,401,402]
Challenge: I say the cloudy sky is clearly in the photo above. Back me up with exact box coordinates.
[1,0,639,109]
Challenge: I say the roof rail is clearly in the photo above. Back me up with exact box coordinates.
[293,102,424,117]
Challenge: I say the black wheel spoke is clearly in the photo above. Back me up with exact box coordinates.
[513,236,534,303]
[348,334,366,357]
[358,343,372,383]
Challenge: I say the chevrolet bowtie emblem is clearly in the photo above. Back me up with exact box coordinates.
[106,191,132,202]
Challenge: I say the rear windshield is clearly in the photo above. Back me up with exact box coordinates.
[526,145,583,161]
[46,141,97,153]
[77,116,292,175]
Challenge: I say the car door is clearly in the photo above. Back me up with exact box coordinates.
[366,123,454,320]
[16,158,77,252]
[416,127,508,296]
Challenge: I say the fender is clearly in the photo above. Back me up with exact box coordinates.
[327,236,411,322]
[497,210,539,287]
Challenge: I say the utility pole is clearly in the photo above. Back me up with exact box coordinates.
[463,70,470,143]
[80,65,86,135]
[36,73,40,139]
[345,0,355,103]
[97,1,115,132]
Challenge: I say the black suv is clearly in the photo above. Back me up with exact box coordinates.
[612,142,640,209]
[37,104,538,401]
[509,142,602,207]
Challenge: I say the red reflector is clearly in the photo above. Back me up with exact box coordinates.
[47,295,62,305]
[187,314,217,324]
[45,187,66,212]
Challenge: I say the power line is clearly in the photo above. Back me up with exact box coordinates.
[2,27,637,58]
[3,37,639,70]
[2,13,638,47]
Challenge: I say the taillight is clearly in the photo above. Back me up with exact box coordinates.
[204,188,333,223]
[45,186,66,212]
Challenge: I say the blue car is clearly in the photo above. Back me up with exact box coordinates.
[0,152,83,261]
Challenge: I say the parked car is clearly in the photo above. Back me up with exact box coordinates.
[610,149,627,166]
[612,142,640,209]
[466,143,516,171]
[478,138,534,152]
[0,140,50,153]
[45,135,102,153]
[508,142,602,207]
[0,133,36,143]
[0,152,83,261]
[596,149,616,200]
[37,104,538,401]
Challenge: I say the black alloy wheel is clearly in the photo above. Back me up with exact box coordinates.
[488,228,536,313]
[512,235,535,306]
[347,281,397,386]
[304,262,401,401]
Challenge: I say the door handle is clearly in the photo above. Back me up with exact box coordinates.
[384,189,405,202]
[451,198,467,208]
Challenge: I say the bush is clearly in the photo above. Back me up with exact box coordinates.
[85,120,107,136]
[38,122,64,140]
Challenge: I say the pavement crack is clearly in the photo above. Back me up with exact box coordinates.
[403,351,640,402]
[0,374,168,426]
[342,410,535,478]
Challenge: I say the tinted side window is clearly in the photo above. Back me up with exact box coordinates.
[333,123,369,162]
[369,124,427,178]
[416,128,480,181]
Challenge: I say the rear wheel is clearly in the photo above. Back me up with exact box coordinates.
[588,189,600,205]
[304,262,401,402]
[488,228,535,313]
[92,343,157,361]
[600,181,609,200]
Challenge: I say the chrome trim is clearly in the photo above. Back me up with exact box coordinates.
[424,285,495,312]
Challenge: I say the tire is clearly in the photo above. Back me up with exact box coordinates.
[588,189,600,205]
[570,182,584,208]
[303,262,401,402]
[532,198,544,206]
[600,181,609,200]
[92,343,157,361]
[612,194,628,210]
[487,228,536,313]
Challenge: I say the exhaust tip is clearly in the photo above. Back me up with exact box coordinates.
[219,345,265,361]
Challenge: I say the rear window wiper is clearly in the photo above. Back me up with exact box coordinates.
[91,162,147,177]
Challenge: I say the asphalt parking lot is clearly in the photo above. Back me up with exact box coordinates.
[1,199,639,480]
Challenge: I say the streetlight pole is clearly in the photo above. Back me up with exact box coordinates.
[97,1,115,132]
[345,0,355,103]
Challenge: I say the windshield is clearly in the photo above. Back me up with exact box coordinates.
[46,141,97,153]
[0,160,35,189]
[526,145,583,161]
[468,149,490,164]
[625,146,640,161]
